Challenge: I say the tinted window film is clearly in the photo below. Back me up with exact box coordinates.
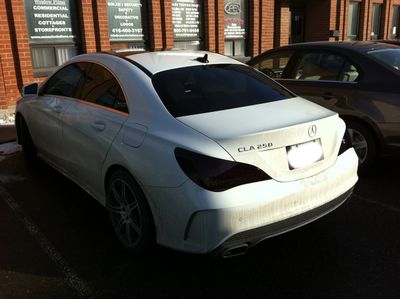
[152,64,292,117]
[251,50,294,78]
[44,62,86,97]
[368,49,400,72]
[80,63,128,113]
[293,52,360,82]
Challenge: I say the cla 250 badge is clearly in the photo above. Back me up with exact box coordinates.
[238,142,273,153]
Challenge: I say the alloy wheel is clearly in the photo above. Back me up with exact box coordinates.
[347,128,368,164]
[108,178,142,247]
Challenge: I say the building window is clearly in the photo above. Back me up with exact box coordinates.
[107,0,148,52]
[371,3,382,40]
[391,6,400,39]
[172,0,203,50]
[224,0,248,58]
[348,1,361,41]
[371,3,382,39]
[24,0,80,76]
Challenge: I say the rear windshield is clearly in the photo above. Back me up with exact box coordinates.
[368,49,400,72]
[152,64,292,117]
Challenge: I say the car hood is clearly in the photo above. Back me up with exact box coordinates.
[177,97,346,182]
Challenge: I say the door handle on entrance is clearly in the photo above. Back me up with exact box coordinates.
[90,121,106,132]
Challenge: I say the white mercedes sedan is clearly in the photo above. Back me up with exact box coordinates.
[16,51,358,257]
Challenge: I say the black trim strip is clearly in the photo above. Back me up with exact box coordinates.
[210,187,354,257]
[100,51,153,78]
[122,56,153,78]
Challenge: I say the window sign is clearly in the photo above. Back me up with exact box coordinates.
[107,0,144,42]
[224,0,247,57]
[24,0,78,44]
[172,0,201,41]
[224,0,246,40]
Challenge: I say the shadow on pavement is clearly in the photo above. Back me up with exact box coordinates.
[0,152,399,298]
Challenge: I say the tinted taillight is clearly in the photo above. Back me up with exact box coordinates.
[338,129,352,155]
[175,148,271,192]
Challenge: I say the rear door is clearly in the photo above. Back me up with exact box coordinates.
[27,63,86,164]
[276,50,362,114]
[62,62,129,196]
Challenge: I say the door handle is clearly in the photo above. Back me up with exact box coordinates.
[90,121,106,132]
[322,92,335,100]
[53,105,63,114]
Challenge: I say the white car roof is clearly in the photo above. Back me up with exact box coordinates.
[125,50,244,75]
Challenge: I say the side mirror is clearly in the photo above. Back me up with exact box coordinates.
[22,83,38,96]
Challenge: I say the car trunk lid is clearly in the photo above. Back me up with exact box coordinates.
[177,97,345,182]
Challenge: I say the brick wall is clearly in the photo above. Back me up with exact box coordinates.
[149,0,163,50]
[216,0,225,54]
[1,0,399,112]
[274,0,290,47]
[93,0,111,52]
[262,0,275,52]
[305,0,331,41]
[249,0,261,56]
[0,0,18,109]
[79,0,97,53]
[149,0,174,50]
[249,0,275,57]
[0,0,34,110]
[205,0,217,52]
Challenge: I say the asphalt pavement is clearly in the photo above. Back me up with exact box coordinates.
[0,149,399,299]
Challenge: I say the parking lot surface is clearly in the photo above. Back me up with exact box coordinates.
[0,146,399,299]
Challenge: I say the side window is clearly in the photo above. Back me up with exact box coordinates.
[253,51,293,78]
[43,63,86,97]
[293,52,359,82]
[80,63,129,113]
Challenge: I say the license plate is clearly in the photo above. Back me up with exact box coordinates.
[287,139,324,169]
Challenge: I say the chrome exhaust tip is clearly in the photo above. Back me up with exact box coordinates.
[221,244,249,258]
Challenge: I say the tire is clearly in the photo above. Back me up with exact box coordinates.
[346,121,378,173]
[19,117,38,165]
[106,170,155,254]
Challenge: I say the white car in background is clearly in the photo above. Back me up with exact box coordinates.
[16,51,358,257]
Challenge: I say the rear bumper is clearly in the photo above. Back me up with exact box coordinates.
[145,148,358,255]
[211,187,353,257]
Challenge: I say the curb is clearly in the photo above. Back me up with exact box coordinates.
[0,125,17,144]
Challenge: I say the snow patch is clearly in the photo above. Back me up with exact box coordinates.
[0,112,15,126]
[0,142,22,156]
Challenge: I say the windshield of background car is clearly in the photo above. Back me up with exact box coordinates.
[152,64,293,117]
[368,49,400,72]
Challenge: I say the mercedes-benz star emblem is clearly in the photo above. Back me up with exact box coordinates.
[308,125,317,138]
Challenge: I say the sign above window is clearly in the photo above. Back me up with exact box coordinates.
[224,0,246,40]
[172,0,202,41]
[107,0,145,42]
[24,0,79,44]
